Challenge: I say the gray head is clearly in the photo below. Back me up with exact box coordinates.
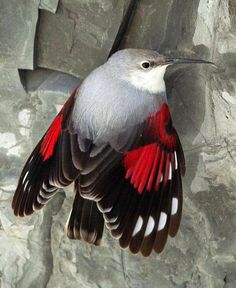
[106,49,213,94]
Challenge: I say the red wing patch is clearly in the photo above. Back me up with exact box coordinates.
[123,103,179,193]
[124,144,158,193]
[40,114,63,160]
[39,84,79,161]
[145,103,177,148]
[123,144,174,193]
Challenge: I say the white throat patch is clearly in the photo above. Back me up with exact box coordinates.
[127,65,169,94]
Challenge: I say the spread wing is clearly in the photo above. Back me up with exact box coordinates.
[12,89,185,257]
[79,103,185,256]
[12,86,105,247]
[12,86,83,216]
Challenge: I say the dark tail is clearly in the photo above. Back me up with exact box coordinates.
[66,180,104,246]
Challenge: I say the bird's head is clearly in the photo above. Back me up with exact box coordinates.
[107,49,214,94]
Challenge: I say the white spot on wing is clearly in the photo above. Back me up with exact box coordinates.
[171,198,178,215]
[144,216,155,237]
[168,163,172,180]
[174,151,178,170]
[158,212,167,231]
[22,171,29,184]
[23,180,29,191]
[132,216,143,236]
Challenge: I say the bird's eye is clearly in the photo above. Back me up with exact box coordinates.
[141,61,151,69]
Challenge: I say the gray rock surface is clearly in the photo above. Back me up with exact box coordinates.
[0,0,236,287]
[37,0,132,78]
[0,0,39,69]
[39,0,59,13]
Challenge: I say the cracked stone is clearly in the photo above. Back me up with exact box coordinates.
[37,0,132,78]
[0,0,236,287]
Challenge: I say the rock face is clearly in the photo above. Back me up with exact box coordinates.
[0,0,236,287]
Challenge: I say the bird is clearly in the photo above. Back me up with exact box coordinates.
[12,49,213,257]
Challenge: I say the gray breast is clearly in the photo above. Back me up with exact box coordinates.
[71,65,164,148]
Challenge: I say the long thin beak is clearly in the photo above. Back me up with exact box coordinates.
[164,57,215,66]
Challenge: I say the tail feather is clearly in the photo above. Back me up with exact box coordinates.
[66,180,104,245]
